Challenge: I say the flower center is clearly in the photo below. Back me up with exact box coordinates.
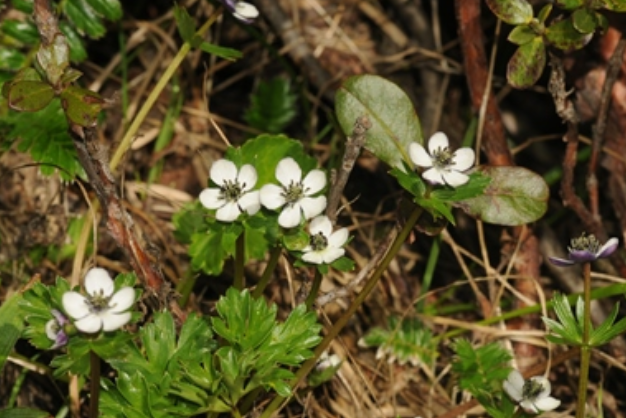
[220,179,244,202]
[522,379,545,400]
[569,233,600,254]
[309,232,328,251]
[282,181,305,205]
[87,290,113,313]
[432,146,454,169]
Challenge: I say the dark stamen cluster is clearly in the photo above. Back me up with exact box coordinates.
[220,180,244,202]
[432,146,454,168]
[522,379,545,399]
[282,181,305,205]
[568,233,600,254]
[309,232,328,251]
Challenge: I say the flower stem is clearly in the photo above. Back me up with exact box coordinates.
[89,350,100,418]
[252,246,282,298]
[176,269,197,308]
[576,262,592,418]
[233,232,245,290]
[258,206,423,418]
[305,269,323,310]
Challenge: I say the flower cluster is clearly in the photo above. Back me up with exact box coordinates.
[409,131,475,187]
[503,369,560,413]
[200,157,348,265]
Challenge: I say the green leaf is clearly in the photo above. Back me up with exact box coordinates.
[336,74,422,171]
[506,37,546,89]
[0,20,40,45]
[12,0,34,13]
[537,4,552,23]
[0,49,26,71]
[173,202,209,244]
[0,294,24,373]
[36,33,70,86]
[454,166,549,226]
[174,4,196,42]
[0,408,51,418]
[572,8,597,34]
[86,0,122,20]
[484,0,533,25]
[64,0,107,38]
[554,0,585,9]
[244,77,298,134]
[330,256,355,272]
[197,41,243,60]
[141,312,177,375]
[431,171,491,202]
[507,24,537,45]
[545,17,592,51]
[60,22,89,62]
[60,85,104,127]
[283,229,309,251]
[189,227,231,276]
[6,80,55,112]
[599,0,626,11]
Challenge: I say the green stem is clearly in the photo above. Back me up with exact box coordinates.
[109,8,222,171]
[89,350,100,418]
[258,206,423,418]
[252,246,282,298]
[305,269,323,310]
[416,235,440,312]
[576,262,592,418]
[233,232,245,290]
[176,269,198,308]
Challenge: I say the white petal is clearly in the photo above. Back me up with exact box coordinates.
[84,268,115,297]
[238,190,261,215]
[45,319,59,340]
[275,158,302,187]
[529,376,551,398]
[260,184,286,210]
[74,314,103,333]
[199,188,224,209]
[428,132,449,154]
[108,287,135,313]
[503,370,524,402]
[450,148,475,172]
[409,142,433,168]
[210,159,238,186]
[302,251,325,264]
[520,400,539,413]
[442,170,470,187]
[62,292,90,319]
[234,2,259,19]
[299,196,327,220]
[216,202,241,222]
[101,312,132,332]
[309,215,332,237]
[328,227,349,248]
[238,164,258,191]
[321,247,345,263]
[422,167,446,185]
[302,170,326,195]
[278,205,302,228]
[533,396,561,411]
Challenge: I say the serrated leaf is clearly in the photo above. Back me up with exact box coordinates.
[60,85,104,127]
[197,41,243,60]
[0,408,52,418]
[554,0,585,9]
[508,24,537,45]
[336,74,422,171]
[60,22,89,62]
[6,80,55,112]
[545,17,592,51]
[64,0,107,38]
[86,0,122,20]
[189,229,229,275]
[141,312,177,376]
[174,4,196,42]
[0,294,24,373]
[244,78,298,133]
[484,0,533,25]
[507,37,546,89]
[454,166,548,226]
[572,8,597,34]
[1,20,40,45]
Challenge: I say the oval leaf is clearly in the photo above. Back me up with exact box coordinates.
[485,0,533,25]
[554,0,584,9]
[60,86,104,127]
[36,33,70,86]
[600,0,626,11]
[545,18,592,51]
[572,8,597,34]
[454,166,549,226]
[507,37,546,89]
[336,75,422,171]
[508,25,537,45]
[7,80,55,112]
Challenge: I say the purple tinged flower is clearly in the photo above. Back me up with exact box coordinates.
[221,0,259,23]
[45,309,69,349]
[548,233,619,266]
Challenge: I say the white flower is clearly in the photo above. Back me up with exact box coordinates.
[409,131,475,187]
[302,216,348,264]
[260,157,327,228]
[315,352,342,371]
[222,0,259,23]
[62,268,135,334]
[503,369,561,413]
[199,159,261,222]
[45,309,68,349]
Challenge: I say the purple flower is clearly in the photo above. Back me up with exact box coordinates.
[45,309,69,349]
[221,0,259,23]
[549,233,618,266]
